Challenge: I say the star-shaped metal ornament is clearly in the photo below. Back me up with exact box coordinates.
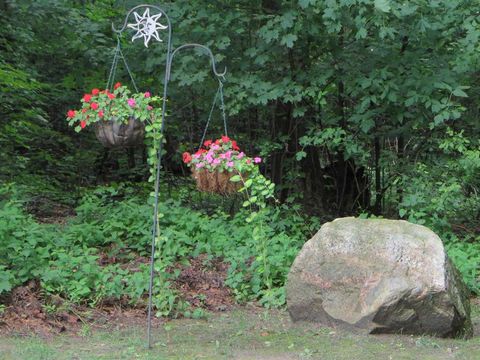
[127,8,168,47]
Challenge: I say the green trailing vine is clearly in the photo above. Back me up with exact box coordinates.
[231,166,277,304]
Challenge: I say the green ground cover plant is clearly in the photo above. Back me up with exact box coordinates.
[0,178,477,318]
[0,181,319,315]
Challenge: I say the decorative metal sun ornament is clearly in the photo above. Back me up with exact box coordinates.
[127,8,168,47]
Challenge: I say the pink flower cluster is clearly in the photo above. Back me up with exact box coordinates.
[183,136,262,172]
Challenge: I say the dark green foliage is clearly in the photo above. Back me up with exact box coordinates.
[0,0,478,312]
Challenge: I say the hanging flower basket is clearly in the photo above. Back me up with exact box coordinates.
[66,82,162,148]
[183,136,262,195]
[95,117,145,148]
[191,168,242,194]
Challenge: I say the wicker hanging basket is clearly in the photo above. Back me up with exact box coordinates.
[191,169,242,195]
[94,117,145,148]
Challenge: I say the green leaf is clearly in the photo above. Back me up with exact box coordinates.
[452,88,468,98]
[299,0,315,9]
[281,34,298,48]
[280,12,296,30]
[374,0,391,13]
[360,118,375,133]
[230,175,241,182]
[296,151,307,161]
[356,28,367,39]
[0,277,12,294]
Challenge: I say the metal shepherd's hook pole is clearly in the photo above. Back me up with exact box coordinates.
[111,4,227,349]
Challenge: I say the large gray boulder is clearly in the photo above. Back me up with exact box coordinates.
[286,217,472,338]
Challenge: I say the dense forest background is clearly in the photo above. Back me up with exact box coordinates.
[0,0,479,314]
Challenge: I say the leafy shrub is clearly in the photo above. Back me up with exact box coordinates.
[0,200,54,293]
[446,239,480,295]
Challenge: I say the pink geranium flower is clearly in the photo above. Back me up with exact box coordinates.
[127,98,136,107]
[254,157,262,163]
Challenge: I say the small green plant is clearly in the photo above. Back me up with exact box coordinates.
[79,323,92,337]
[42,303,57,315]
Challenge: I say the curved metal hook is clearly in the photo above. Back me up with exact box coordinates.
[111,4,171,37]
[166,43,227,82]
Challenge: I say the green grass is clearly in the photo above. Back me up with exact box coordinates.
[1,306,479,360]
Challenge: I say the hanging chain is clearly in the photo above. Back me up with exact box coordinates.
[106,39,121,90]
[218,78,228,137]
[118,46,139,92]
[198,86,220,150]
[197,78,228,150]
[106,36,139,92]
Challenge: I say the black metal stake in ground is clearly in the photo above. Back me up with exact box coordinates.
[110,4,227,349]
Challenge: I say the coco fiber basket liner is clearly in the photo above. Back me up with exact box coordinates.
[191,169,242,195]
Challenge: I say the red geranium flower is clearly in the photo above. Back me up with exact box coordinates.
[83,94,92,102]
[91,88,100,95]
[215,139,221,145]
[67,110,76,118]
[221,135,230,143]
[114,82,122,90]
[107,92,115,100]
[98,110,104,118]
[90,102,99,110]
[182,152,192,164]
[231,140,240,151]
[80,120,87,129]
[195,149,207,156]
[203,139,213,148]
